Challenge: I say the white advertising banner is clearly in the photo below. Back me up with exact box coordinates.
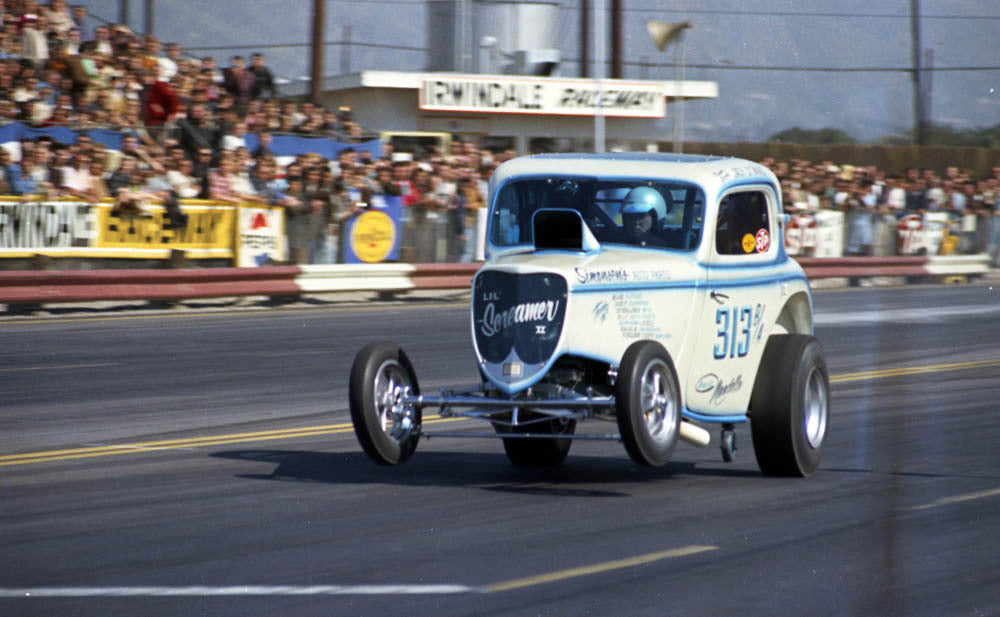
[897,212,949,256]
[812,209,844,257]
[0,201,96,251]
[784,213,818,256]
[236,205,287,267]
[419,75,666,118]
[784,210,843,257]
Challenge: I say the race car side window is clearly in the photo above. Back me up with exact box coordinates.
[715,191,771,255]
[491,182,527,245]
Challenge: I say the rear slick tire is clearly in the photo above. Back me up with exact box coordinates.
[749,334,830,477]
[348,341,421,465]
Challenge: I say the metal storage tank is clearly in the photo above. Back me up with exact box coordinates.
[426,0,561,75]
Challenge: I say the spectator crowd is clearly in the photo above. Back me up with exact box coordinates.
[0,1,996,265]
[768,158,1000,259]
[0,0,505,263]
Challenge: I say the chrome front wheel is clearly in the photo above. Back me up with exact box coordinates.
[349,342,421,465]
[616,341,682,467]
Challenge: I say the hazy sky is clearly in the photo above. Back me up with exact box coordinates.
[77,0,1000,143]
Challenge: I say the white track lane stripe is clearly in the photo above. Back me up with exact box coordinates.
[0,585,477,597]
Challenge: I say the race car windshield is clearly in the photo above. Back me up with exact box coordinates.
[490,177,705,251]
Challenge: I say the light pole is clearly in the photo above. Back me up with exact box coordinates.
[647,19,692,153]
[479,36,497,74]
[593,0,606,153]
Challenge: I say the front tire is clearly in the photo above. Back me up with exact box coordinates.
[348,342,421,465]
[749,335,830,477]
[615,341,682,467]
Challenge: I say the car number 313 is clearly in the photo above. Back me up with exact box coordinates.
[714,304,764,360]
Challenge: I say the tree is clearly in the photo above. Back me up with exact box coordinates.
[766,127,857,145]
[878,123,1000,148]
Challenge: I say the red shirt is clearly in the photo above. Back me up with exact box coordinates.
[143,80,181,125]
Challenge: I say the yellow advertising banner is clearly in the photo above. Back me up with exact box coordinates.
[0,200,288,263]
[94,203,235,258]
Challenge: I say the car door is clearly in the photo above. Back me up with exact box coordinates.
[686,186,782,416]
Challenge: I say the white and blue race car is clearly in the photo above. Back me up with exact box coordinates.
[349,153,830,476]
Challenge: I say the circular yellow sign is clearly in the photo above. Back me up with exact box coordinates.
[741,233,756,253]
[350,210,396,263]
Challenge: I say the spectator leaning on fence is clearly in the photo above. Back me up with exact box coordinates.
[207,151,256,205]
[59,148,98,201]
[166,155,199,199]
[107,155,152,216]
[0,147,16,193]
[301,165,334,264]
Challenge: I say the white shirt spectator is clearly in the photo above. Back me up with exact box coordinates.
[220,123,249,152]
[167,169,200,199]
[887,187,907,210]
[20,21,49,66]
[232,171,257,197]
[12,82,38,104]
[94,39,114,56]
[805,192,819,211]
[28,100,52,123]
[61,165,94,194]
[47,4,76,35]
[157,57,178,82]
[926,186,946,208]
[951,191,967,212]
[220,133,247,152]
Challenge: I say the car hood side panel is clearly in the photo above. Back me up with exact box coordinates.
[473,248,705,393]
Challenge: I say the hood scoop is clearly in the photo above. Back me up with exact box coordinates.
[532,209,601,252]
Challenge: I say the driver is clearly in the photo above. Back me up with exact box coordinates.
[621,186,667,246]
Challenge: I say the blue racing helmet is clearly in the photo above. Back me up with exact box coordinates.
[621,187,667,223]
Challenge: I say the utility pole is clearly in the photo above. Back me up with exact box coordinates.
[119,0,129,29]
[610,0,623,78]
[593,0,605,152]
[144,0,154,36]
[910,0,926,145]
[580,0,589,77]
[923,48,933,135]
[341,24,352,76]
[310,0,325,104]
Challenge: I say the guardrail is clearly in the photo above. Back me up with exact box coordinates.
[0,267,301,305]
[797,254,993,282]
[0,254,993,310]
[796,256,931,279]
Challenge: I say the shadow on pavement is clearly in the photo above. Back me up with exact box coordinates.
[211,448,761,497]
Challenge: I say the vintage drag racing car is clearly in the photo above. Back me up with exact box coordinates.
[348,153,830,476]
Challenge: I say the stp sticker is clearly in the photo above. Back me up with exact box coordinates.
[755,228,770,253]
[741,234,756,253]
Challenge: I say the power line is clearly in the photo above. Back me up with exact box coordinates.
[325,0,425,3]
[613,7,1000,20]
[178,39,1000,74]
[630,63,1000,73]
[183,41,426,53]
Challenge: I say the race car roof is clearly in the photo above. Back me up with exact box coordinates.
[489,153,780,200]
